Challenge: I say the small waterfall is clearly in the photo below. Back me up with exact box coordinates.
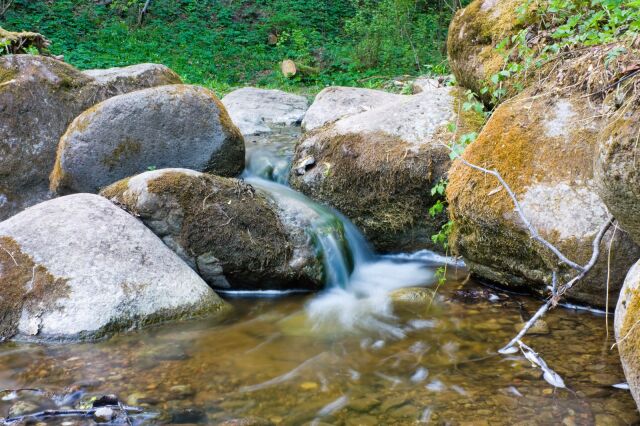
[243,127,435,335]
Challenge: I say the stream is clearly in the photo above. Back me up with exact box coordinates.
[0,126,638,425]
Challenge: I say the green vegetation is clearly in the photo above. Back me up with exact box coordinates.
[1,0,463,94]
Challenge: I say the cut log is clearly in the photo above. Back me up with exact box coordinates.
[0,27,50,54]
[281,59,319,79]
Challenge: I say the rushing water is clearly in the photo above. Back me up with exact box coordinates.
[0,125,638,425]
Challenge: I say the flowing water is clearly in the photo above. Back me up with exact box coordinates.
[0,126,638,425]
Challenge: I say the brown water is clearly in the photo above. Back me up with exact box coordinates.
[0,270,636,425]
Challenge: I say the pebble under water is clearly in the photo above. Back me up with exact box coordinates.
[0,126,637,425]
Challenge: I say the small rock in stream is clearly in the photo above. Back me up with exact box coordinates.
[93,406,115,423]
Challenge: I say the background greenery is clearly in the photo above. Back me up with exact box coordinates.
[1,0,465,94]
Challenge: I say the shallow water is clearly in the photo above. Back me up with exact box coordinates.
[0,271,636,425]
[1,125,637,425]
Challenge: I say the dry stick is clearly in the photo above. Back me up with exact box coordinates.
[449,152,585,271]
[606,224,618,337]
[445,147,614,352]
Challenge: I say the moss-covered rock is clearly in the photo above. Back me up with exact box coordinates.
[595,86,640,245]
[50,85,245,195]
[447,70,640,307]
[290,85,483,253]
[615,260,640,411]
[82,63,182,99]
[447,0,533,103]
[0,55,185,220]
[0,27,50,54]
[0,193,229,342]
[101,169,323,290]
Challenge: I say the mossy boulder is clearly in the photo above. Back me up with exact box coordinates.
[83,63,182,99]
[290,86,483,253]
[595,90,640,245]
[301,86,404,132]
[0,27,50,54]
[51,85,245,195]
[0,193,229,342]
[221,87,309,135]
[447,0,532,103]
[447,85,640,308]
[101,169,323,290]
[0,55,185,220]
[615,260,640,411]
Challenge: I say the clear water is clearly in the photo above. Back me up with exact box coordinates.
[0,125,637,425]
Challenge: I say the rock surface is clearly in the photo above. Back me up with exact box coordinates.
[447,0,527,103]
[291,86,483,252]
[595,91,640,245]
[301,86,404,132]
[615,260,640,410]
[82,63,182,98]
[0,55,183,220]
[222,87,309,135]
[51,85,245,194]
[101,169,322,290]
[0,194,229,342]
[447,85,640,308]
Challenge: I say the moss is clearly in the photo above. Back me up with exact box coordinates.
[123,171,296,288]
[0,237,70,340]
[292,130,449,252]
[0,27,50,55]
[619,288,640,385]
[101,138,142,171]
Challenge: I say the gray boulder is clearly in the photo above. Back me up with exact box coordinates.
[301,86,404,132]
[51,85,245,194]
[615,260,640,410]
[83,63,182,98]
[0,55,183,220]
[221,87,309,135]
[291,87,483,252]
[101,169,323,290]
[0,193,229,342]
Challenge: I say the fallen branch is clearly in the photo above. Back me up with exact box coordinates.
[137,0,151,25]
[444,144,614,354]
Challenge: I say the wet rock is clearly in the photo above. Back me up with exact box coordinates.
[594,413,623,426]
[291,86,483,252]
[8,400,39,417]
[348,396,380,413]
[217,418,274,426]
[301,86,403,132]
[0,55,182,220]
[93,406,115,423]
[51,85,244,195]
[614,259,640,410]
[101,169,322,290]
[380,396,408,412]
[0,193,229,341]
[345,415,378,426]
[447,51,640,308]
[92,394,120,407]
[170,407,207,424]
[169,385,196,400]
[83,63,182,97]
[389,287,437,315]
[221,87,309,135]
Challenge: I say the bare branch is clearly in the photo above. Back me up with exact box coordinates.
[0,0,14,18]
[448,149,584,271]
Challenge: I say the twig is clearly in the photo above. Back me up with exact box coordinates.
[1,405,143,425]
[1,247,18,266]
[137,0,151,25]
[446,146,584,271]
[606,224,618,337]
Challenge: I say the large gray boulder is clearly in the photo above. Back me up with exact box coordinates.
[301,86,403,132]
[615,260,640,410]
[82,63,182,98]
[0,193,229,342]
[290,86,483,252]
[51,85,245,194]
[0,55,183,220]
[221,87,309,135]
[101,169,323,290]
